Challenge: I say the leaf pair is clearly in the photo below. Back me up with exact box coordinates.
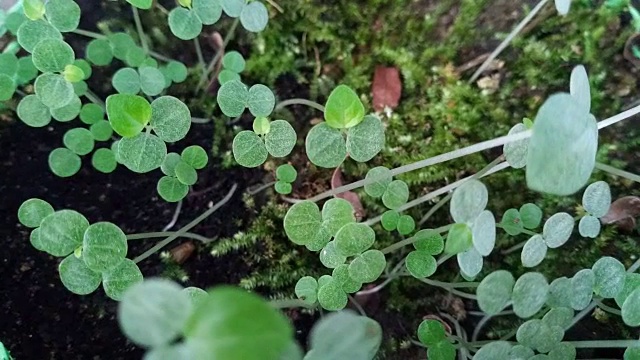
[404,230,444,279]
[519,211,573,268]
[417,320,455,360]
[22,0,80,32]
[168,0,223,40]
[499,203,543,236]
[232,119,296,168]
[364,167,409,209]
[381,210,415,235]
[284,198,356,250]
[218,80,276,118]
[578,181,611,238]
[274,164,297,195]
[218,51,245,85]
[157,146,209,202]
[218,0,269,33]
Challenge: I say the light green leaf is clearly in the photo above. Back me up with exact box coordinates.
[150,96,191,142]
[413,229,444,254]
[80,103,104,125]
[240,1,268,32]
[321,198,356,236]
[86,38,114,66]
[548,343,576,360]
[623,288,640,326]
[526,93,596,196]
[382,180,409,210]
[252,116,270,135]
[0,74,15,101]
[546,277,572,308]
[472,210,496,256]
[144,343,193,360]
[39,209,89,256]
[63,128,94,156]
[165,61,188,82]
[276,164,297,183]
[0,53,18,77]
[73,59,92,79]
[218,69,240,84]
[305,122,347,168]
[474,341,512,360]
[516,319,563,353]
[512,272,549,318]
[503,123,529,169]
[457,247,483,278]
[119,279,191,347]
[520,203,543,229]
[324,85,365,129]
[542,212,574,248]
[450,179,488,224]
[381,210,399,231]
[30,228,46,251]
[91,148,117,173]
[90,120,114,141]
[247,84,275,117]
[316,277,347,311]
[139,66,165,96]
[59,254,101,295]
[570,269,595,310]
[346,115,385,163]
[417,319,447,346]
[82,222,128,273]
[192,0,222,25]
[477,270,515,315]
[34,73,74,110]
[32,38,74,72]
[406,250,437,279]
[16,56,39,85]
[232,130,268,168]
[500,208,523,236]
[175,160,197,186]
[118,133,167,173]
[127,0,152,9]
[6,12,27,36]
[125,46,145,67]
[294,276,318,305]
[265,120,296,157]
[397,215,415,235]
[364,166,392,198]
[348,250,386,283]
[108,32,137,61]
[221,0,246,17]
[570,65,590,112]
[592,256,625,299]
[444,223,473,255]
[161,153,182,176]
[521,234,547,268]
[18,198,54,228]
[181,145,208,169]
[113,67,141,94]
[428,341,456,360]
[24,0,45,20]
[106,94,152,137]
[542,307,574,330]
[625,347,640,360]
[284,201,322,246]
[51,95,81,122]
[182,287,208,307]
[218,80,248,117]
[17,19,62,53]
[582,181,611,218]
[578,215,601,238]
[615,273,640,308]
[168,7,203,40]
[307,311,381,359]
[332,265,362,293]
[334,223,375,257]
[157,176,189,202]
[222,51,245,73]
[320,241,346,269]
[48,147,81,177]
[45,0,80,32]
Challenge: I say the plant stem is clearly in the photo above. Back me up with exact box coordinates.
[133,184,237,263]
[72,28,107,39]
[380,224,453,254]
[274,98,326,112]
[419,278,478,300]
[501,241,526,255]
[126,231,212,243]
[309,106,640,203]
[191,117,211,124]
[149,51,175,63]
[84,90,105,108]
[495,223,537,236]
[469,0,550,83]
[595,162,640,183]
[131,6,149,54]
[197,18,240,91]
[568,340,640,348]
[270,298,315,309]
[594,299,623,316]
[194,37,206,76]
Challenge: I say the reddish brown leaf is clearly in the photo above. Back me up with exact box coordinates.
[170,241,195,264]
[372,66,402,112]
[600,196,640,232]
[331,167,365,220]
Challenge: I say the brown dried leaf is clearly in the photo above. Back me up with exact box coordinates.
[331,167,365,220]
[600,196,640,232]
[372,66,402,112]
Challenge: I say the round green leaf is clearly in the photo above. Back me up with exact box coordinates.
[592,256,625,299]
[543,212,574,248]
[17,19,62,53]
[239,1,268,32]
[39,209,89,256]
[622,288,640,326]
[265,120,296,158]
[305,122,347,168]
[108,32,137,61]
[125,46,145,67]
[17,94,51,127]
[33,38,74,72]
[217,80,248,117]
[168,7,203,40]
[346,115,385,162]
[183,286,293,360]
[18,198,54,228]
[86,38,113,66]
[157,176,189,202]
[221,0,246,17]
[307,312,381,359]
[276,164,297,183]
[232,130,268,168]
[127,0,152,9]
[334,223,375,257]
[118,133,167,173]
[516,319,563,353]
[252,116,270,135]
[520,203,543,229]
[218,69,240,85]
[284,201,322,246]
[332,265,362,293]
[570,269,595,310]
[73,79,88,96]
[139,66,165,96]
[321,198,356,236]
[294,276,318,305]
[582,181,611,218]
[90,120,114,141]
[102,259,143,300]
[16,56,39,85]
[457,247,483,278]
[34,73,74,110]
[381,210,399,231]
[45,0,80,32]
[625,347,640,360]
[59,254,101,295]
[80,103,104,125]
[30,228,46,251]
[542,307,574,330]
[406,250,437,279]
[183,287,208,306]
[570,65,590,112]
[82,222,128,273]
[364,166,392,198]
[113,67,141,94]
[348,250,386,283]
[477,270,515,315]
[513,272,549,318]
[450,179,488,224]
[320,241,346,269]
[73,59,92,80]
[547,277,572,308]
[0,74,15,101]
[119,279,191,347]
[150,96,191,142]
[444,223,473,255]
[6,12,27,36]
[48,147,81,177]
[24,0,45,20]
[549,343,576,360]
[324,85,365,129]
[526,93,596,196]
[0,53,18,77]
[175,160,197,186]
[417,319,446,346]
[472,210,496,256]
[51,95,81,122]
[521,234,547,268]
[106,94,152,137]
[91,148,117,173]
[222,51,245,73]
[500,208,523,236]
[474,341,512,360]
[316,278,347,311]
[503,123,529,169]
[615,273,640,308]
[397,215,415,235]
[578,215,601,238]
[382,180,409,210]
[63,128,95,155]
[247,84,274,117]
[413,229,444,254]
[181,146,208,169]
[428,341,456,360]
[192,0,222,24]
[274,181,292,195]
[161,153,182,176]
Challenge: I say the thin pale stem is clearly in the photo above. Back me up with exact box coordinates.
[194,38,206,76]
[162,200,182,231]
[495,223,537,236]
[595,162,640,183]
[197,18,240,91]
[126,231,211,243]
[191,117,211,124]
[348,295,367,316]
[470,0,550,83]
[419,278,478,300]
[133,184,237,263]
[380,224,452,254]
[568,340,640,348]
[419,192,452,226]
[472,314,493,342]
[72,28,107,39]
[132,6,149,54]
[149,51,175,63]
[274,98,326,112]
[501,241,526,255]
[594,299,622,316]
[84,90,105,108]
[247,181,276,195]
